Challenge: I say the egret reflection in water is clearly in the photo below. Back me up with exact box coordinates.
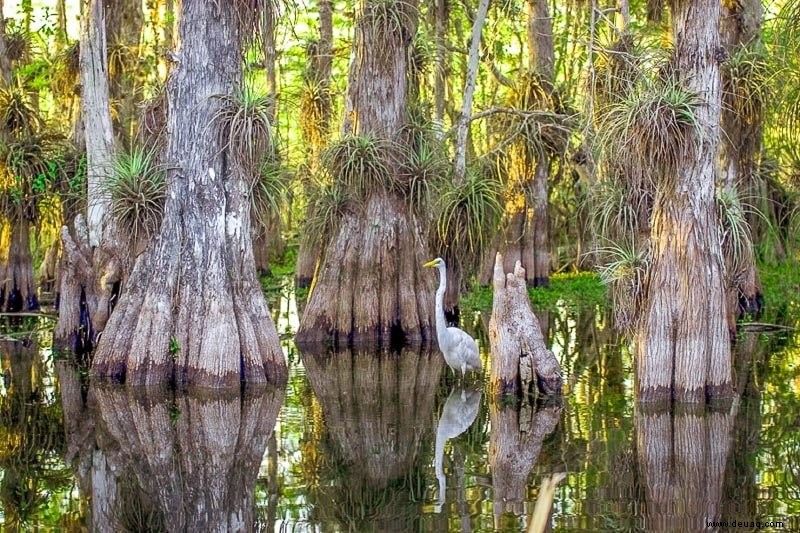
[433,385,481,514]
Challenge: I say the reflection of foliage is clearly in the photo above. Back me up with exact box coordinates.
[111,472,167,533]
[0,344,71,530]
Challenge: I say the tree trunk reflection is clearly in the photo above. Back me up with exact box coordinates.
[300,344,444,531]
[63,384,286,532]
[635,404,735,531]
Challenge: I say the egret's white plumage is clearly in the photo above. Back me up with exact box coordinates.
[424,257,482,378]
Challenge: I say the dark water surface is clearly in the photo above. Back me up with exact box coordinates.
[1,289,799,532]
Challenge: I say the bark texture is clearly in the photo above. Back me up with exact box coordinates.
[81,0,116,248]
[295,0,333,288]
[54,0,122,355]
[297,0,435,346]
[488,397,561,520]
[489,253,562,397]
[720,0,764,320]
[91,1,287,387]
[89,385,284,532]
[635,404,735,531]
[636,0,732,403]
[1,218,38,311]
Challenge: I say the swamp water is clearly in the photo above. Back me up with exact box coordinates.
[1,280,799,532]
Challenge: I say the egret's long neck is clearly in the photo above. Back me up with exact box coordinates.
[435,267,448,343]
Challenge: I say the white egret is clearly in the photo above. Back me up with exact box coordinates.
[423,257,482,380]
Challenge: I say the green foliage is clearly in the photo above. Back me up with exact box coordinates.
[716,186,756,280]
[251,155,292,230]
[213,83,275,176]
[0,88,41,138]
[104,146,166,243]
[461,271,607,313]
[321,134,396,199]
[304,175,351,242]
[596,241,649,331]
[169,335,180,357]
[434,169,503,264]
[723,42,772,126]
[759,261,800,322]
[597,72,702,176]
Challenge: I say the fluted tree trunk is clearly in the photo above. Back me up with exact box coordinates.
[296,0,436,346]
[54,0,121,355]
[635,0,732,403]
[91,1,287,386]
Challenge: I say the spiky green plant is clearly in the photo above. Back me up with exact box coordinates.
[596,241,650,332]
[104,147,166,243]
[0,88,41,138]
[716,186,756,281]
[434,170,503,262]
[49,41,80,98]
[597,73,702,176]
[321,134,397,200]
[251,156,291,230]
[4,25,30,63]
[304,178,351,242]
[212,84,274,177]
[723,42,772,127]
[300,78,333,150]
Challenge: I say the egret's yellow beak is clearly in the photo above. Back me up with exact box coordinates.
[423,259,438,268]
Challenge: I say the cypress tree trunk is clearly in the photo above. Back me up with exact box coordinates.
[636,0,732,403]
[296,0,436,346]
[54,0,121,355]
[490,0,554,288]
[295,0,334,288]
[720,0,764,319]
[1,217,38,311]
[91,1,287,386]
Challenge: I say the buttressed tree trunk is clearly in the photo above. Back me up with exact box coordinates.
[91,1,287,387]
[296,0,436,346]
[489,253,561,397]
[636,0,732,403]
[54,0,121,355]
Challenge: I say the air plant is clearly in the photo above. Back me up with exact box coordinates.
[0,88,41,139]
[304,176,351,243]
[104,146,166,244]
[300,78,333,151]
[596,240,651,332]
[434,169,503,264]
[251,155,291,231]
[321,134,397,200]
[212,83,275,178]
[716,186,756,283]
[722,42,772,128]
[597,72,702,177]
